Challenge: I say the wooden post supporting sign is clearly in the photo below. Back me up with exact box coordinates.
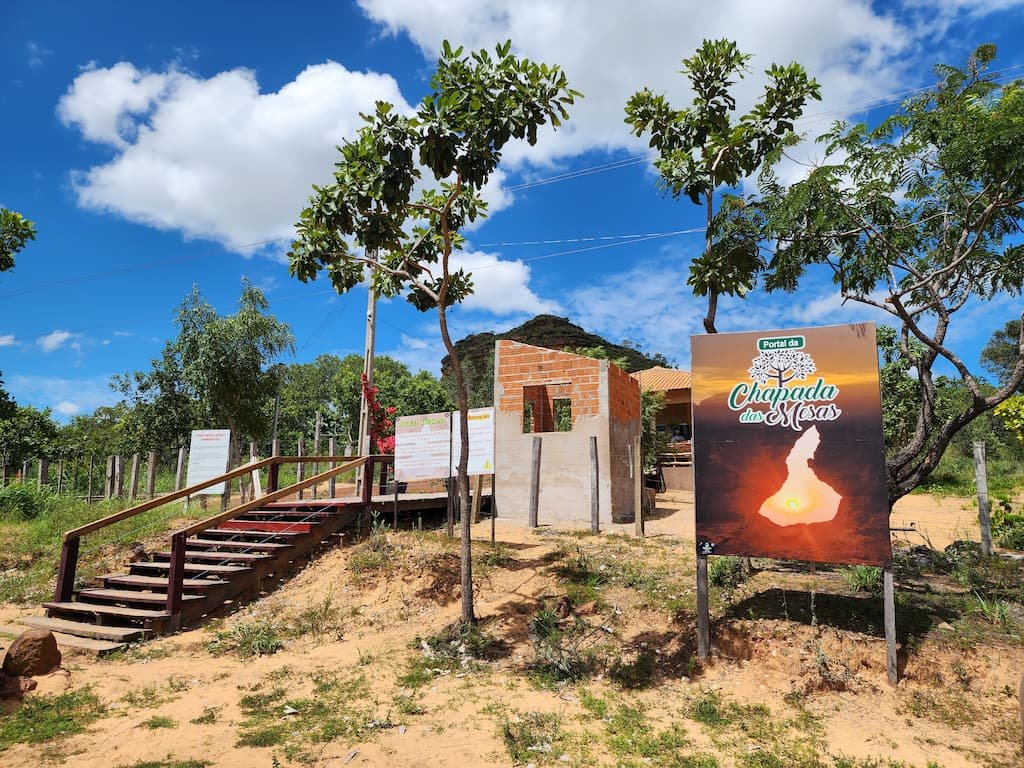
[696,554,710,661]
[884,567,898,685]
[973,441,994,556]
[175,446,186,491]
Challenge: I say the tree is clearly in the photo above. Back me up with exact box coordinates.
[0,372,15,422]
[625,39,820,333]
[0,208,36,272]
[275,354,451,449]
[134,280,294,466]
[995,396,1024,444]
[0,406,58,474]
[113,344,198,459]
[289,40,579,624]
[982,319,1023,389]
[760,44,1024,504]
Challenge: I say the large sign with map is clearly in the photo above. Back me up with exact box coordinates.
[691,323,890,566]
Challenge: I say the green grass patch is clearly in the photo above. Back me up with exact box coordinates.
[0,688,104,748]
[189,707,220,725]
[399,622,504,689]
[138,716,176,730]
[500,710,567,765]
[207,618,285,657]
[115,761,212,768]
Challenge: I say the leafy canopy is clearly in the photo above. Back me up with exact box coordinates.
[759,44,1024,501]
[625,39,820,329]
[0,208,36,272]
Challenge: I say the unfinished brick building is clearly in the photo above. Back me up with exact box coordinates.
[493,341,642,525]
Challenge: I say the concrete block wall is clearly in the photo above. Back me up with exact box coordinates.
[494,341,641,525]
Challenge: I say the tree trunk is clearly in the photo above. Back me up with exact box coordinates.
[437,300,474,625]
[702,190,719,334]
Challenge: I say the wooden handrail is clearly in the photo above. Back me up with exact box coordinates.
[174,457,367,537]
[63,456,278,541]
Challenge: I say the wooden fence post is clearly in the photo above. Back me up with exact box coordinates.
[590,435,600,534]
[268,438,281,493]
[87,456,95,501]
[114,454,125,497]
[128,453,140,500]
[973,441,994,556]
[297,438,306,500]
[146,451,157,499]
[105,455,115,498]
[328,437,337,498]
[56,460,63,495]
[528,436,542,528]
[38,458,50,488]
[1,464,7,488]
[884,567,899,685]
[175,446,187,491]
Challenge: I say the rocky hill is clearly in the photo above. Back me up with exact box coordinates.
[440,314,669,407]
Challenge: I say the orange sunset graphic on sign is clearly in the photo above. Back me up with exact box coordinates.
[691,323,891,566]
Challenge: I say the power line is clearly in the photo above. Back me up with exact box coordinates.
[477,228,695,247]
[0,238,279,300]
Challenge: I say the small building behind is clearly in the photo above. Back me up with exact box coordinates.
[631,365,693,490]
[493,341,641,525]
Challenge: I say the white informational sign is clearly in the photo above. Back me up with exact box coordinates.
[185,429,232,495]
[395,412,452,482]
[451,407,495,476]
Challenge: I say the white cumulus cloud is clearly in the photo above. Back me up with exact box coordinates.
[55,401,81,417]
[59,61,414,251]
[36,329,77,353]
[451,250,561,316]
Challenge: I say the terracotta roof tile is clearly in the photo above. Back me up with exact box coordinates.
[630,366,692,392]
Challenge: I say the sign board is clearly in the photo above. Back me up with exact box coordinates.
[450,407,495,476]
[691,323,890,565]
[395,412,451,482]
[185,429,232,495]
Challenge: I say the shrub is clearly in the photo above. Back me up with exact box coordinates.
[708,556,745,590]
[841,565,883,594]
[0,483,55,520]
[208,619,284,657]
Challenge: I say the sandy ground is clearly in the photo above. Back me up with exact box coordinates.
[0,492,1020,768]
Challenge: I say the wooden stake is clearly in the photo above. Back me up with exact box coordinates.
[128,453,140,500]
[884,567,898,685]
[471,473,483,524]
[105,455,115,499]
[38,458,50,487]
[175,446,186,491]
[589,435,599,534]
[114,455,124,497]
[446,475,454,539]
[973,441,994,556]
[528,436,542,528]
[490,473,496,545]
[87,457,94,501]
[146,451,157,499]
[696,554,710,662]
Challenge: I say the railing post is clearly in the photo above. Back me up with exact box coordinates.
[268,440,281,493]
[165,531,187,629]
[55,536,80,602]
[328,437,337,498]
[360,458,373,505]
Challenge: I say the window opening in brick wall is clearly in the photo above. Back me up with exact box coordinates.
[523,401,534,433]
[553,398,572,432]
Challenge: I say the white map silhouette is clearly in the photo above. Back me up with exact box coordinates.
[756,426,842,526]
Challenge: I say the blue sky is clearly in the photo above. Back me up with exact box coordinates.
[2,0,1023,420]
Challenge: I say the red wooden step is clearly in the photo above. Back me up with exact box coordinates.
[187,538,291,552]
[220,520,314,533]
[129,561,249,575]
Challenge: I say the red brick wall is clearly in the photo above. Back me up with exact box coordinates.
[607,357,641,423]
[496,341,604,428]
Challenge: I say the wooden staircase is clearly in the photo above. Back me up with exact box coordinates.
[23,455,384,652]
